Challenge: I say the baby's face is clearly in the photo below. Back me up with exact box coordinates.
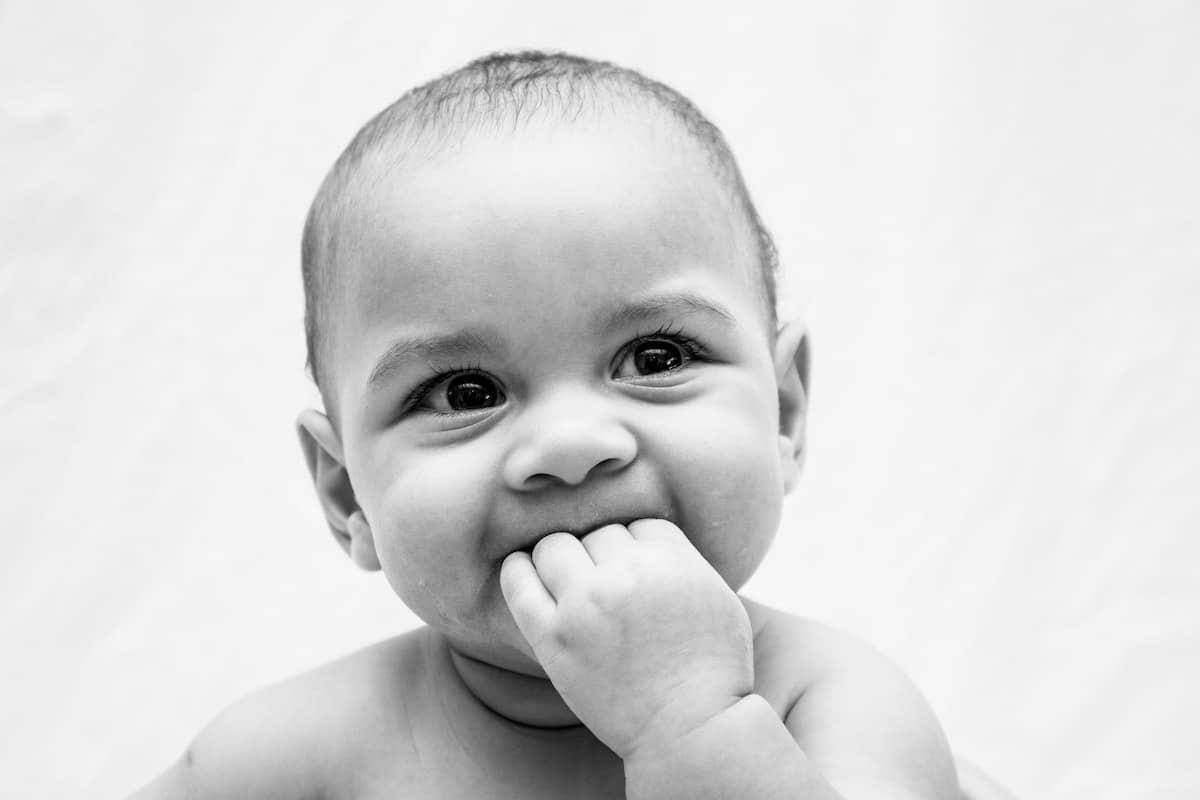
[325,118,794,672]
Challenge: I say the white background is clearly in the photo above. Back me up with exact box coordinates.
[3,2,1197,797]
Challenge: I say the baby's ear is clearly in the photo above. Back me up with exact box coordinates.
[773,320,810,494]
[296,410,381,571]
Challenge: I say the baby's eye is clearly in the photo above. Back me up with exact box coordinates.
[416,371,505,414]
[613,338,691,378]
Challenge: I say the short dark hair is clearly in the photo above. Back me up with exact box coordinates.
[302,50,779,407]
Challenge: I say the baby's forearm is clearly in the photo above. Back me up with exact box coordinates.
[622,693,844,800]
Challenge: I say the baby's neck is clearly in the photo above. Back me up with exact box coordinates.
[442,637,583,730]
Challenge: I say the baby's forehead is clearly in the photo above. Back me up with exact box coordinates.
[317,115,774,369]
[355,117,744,254]
[345,121,752,277]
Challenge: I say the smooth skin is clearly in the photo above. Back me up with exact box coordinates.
[130,112,960,799]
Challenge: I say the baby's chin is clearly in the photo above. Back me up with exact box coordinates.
[440,614,549,678]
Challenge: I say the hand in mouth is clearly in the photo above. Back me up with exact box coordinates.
[512,515,673,556]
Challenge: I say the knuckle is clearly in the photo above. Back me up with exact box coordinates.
[544,620,577,652]
[585,570,635,611]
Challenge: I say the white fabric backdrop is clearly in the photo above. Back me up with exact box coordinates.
[3,2,1197,797]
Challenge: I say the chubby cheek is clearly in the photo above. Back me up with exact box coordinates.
[362,444,499,624]
[655,379,784,589]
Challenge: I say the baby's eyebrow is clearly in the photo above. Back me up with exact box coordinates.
[365,293,735,390]
[596,291,737,333]
[366,329,500,390]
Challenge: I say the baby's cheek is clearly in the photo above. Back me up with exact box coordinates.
[373,451,496,604]
[657,394,784,587]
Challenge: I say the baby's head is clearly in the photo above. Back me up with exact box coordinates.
[297,51,809,672]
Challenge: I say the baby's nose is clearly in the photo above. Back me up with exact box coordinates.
[501,389,637,491]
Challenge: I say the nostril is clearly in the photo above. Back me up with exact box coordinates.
[502,416,639,491]
[593,456,628,476]
[523,473,558,491]
[523,456,625,490]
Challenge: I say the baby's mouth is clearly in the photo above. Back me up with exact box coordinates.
[509,514,668,556]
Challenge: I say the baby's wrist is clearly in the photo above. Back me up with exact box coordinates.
[622,694,825,800]
[621,691,753,763]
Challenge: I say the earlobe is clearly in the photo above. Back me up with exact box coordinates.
[296,409,381,571]
[345,509,382,571]
[778,435,802,494]
[773,320,810,494]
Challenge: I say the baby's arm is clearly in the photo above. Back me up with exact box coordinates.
[500,520,958,800]
[624,659,957,800]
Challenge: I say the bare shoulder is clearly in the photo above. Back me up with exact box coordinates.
[128,629,429,800]
[743,599,960,800]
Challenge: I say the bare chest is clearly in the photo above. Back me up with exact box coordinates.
[343,725,627,800]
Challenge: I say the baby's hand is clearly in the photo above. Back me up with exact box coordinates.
[499,519,754,760]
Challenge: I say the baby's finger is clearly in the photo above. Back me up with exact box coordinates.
[580,523,634,564]
[500,551,555,639]
[531,532,593,600]
[627,517,688,546]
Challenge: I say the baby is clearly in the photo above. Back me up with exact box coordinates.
[133,51,961,799]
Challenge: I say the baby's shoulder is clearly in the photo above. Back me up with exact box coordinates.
[131,629,429,800]
[743,599,960,799]
[744,598,876,701]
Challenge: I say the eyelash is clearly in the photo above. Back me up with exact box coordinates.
[400,362,484,415]
[617,323,709,371]
[399,323,710,416]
